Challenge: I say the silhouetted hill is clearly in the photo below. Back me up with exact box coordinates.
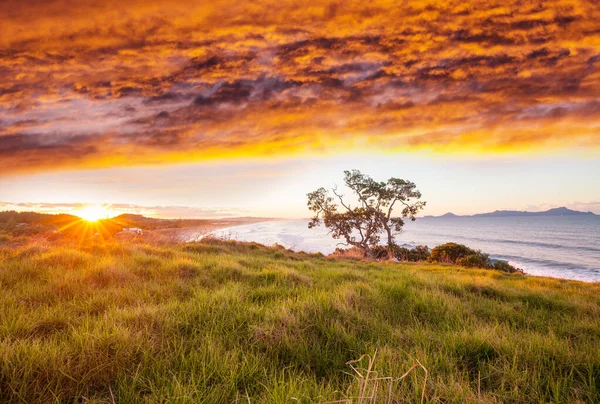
[424,212,458,218]
[0,211,79,227]
[0,211,273,233]
[424,207,596,218]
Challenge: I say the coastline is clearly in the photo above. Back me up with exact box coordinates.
[164,218,275,242]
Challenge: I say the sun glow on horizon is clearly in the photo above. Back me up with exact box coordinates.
[76,206,114,222]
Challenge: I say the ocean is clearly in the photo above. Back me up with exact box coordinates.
[203,216,600,282]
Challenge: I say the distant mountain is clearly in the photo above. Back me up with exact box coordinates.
[0,210,79,226]
[0,211,273,230]
[424,207,596,218]
[424,212,459,218]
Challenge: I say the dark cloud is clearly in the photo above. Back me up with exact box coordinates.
[194,81,253,106]
[0,0,599,174]
[144,93,183,104]
[0,133,98,155]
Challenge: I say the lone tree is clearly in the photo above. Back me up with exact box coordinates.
[307,170,426,259]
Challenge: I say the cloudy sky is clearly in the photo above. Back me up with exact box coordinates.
[1,0,599,217]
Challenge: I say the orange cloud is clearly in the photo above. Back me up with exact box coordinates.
[1,0,599,174]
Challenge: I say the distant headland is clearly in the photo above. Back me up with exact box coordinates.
[424,207,597,218]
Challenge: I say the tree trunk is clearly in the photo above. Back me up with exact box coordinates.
[382,216,395,260]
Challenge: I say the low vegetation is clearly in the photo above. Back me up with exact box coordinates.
[337,242,521,274]
[429,243,523,273]
[0,235,598,403]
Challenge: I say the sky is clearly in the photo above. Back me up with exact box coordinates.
[1,0,599,218]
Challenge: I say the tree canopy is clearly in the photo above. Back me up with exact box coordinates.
[307,170,426,259]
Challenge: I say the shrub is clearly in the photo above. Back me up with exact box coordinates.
[429,243,476,264]
[392,244,430,262]
[392,246,410,261]
[457,252,491,268]
[348,243,433,262]
[429,243,523,273]
[370,245,389,260]
[493,260,523,273]
[411,245,430,261]
[334,242,522,274]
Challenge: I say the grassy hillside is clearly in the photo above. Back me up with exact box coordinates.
[0,238,599,403]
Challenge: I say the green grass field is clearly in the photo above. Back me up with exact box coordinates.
[1,237,599,403]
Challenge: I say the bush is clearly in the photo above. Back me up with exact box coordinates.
[429,242,476,264]
[493,260,523,273]
[392,244,430,262]
[351,244,433,262]
[334,242,523,274]
[371,245,389,260]
[457,252,491,268]
[429,243,522,273]
[392,246,410,261]
[411,245,430,261]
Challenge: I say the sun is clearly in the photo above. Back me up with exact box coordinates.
[76,206,113,222]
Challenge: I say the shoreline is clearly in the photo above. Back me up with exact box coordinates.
[162,218,274,242]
